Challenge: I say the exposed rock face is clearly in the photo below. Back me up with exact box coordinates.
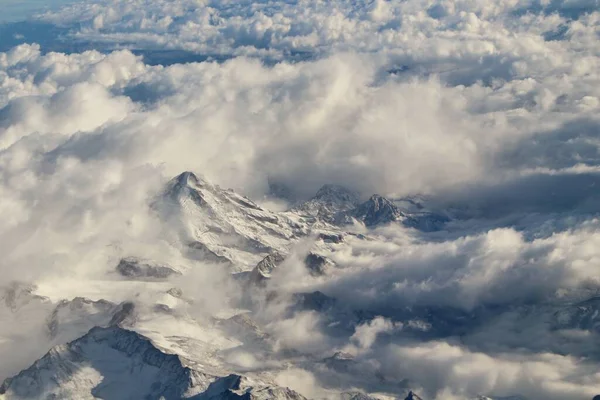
[318,232,345,243]
[348,195,404,227]
[108,302,137,327]
[167,287,184,298]
[405,391,424,400]
[199,374,307,400]
[187,241,233,265]
[246,251,333,283]
[116,257,181,280]
[250,252,286,283]
[304,252,334,276]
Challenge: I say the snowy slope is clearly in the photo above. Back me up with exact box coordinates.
[153,172,451,274]
[294,184,360,224]
[153,172,310,271]
[0,326,216,400]
[0,326,306,400]
[0,284,130,383]
[4,172,600,400]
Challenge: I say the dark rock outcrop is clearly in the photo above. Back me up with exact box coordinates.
[116,257,181,280]
[304,253,333,276]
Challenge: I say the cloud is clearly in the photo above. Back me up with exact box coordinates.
[378,341,600,400]
[267,310,332,354]
[0,44,501,199]
[349,316,399,351]
[318,224,600,312]
[0,1,600,398]
[274,368,329,399]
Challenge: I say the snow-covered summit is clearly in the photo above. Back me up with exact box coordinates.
[154,173,451,274]
[292,184,449,231]
[154,172,309,271]
[0,325,306,400]
[0,325,209,399]
[295,184,360,223]
[346,194,404,227]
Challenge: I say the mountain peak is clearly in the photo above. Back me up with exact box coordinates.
[2,324,308,400]
[314,184,360,204]
[0,325,206,399]
[367,194,393,207]
[153,172,307,272]
[174,171,203,187]
[351,194,403,227]
[405,391,424,400]
[251,252,286,283]
[295,184,359,222]
[160,170,208,207]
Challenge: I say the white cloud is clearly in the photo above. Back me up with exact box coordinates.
[267,311,332,354]
[379,341,600,399]
[0,1,600,398]
[349,316,399,351]
[319,223,600,311]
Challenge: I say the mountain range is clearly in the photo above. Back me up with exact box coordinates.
[0,171,597,400]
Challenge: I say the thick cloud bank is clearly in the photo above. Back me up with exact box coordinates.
[1,0,600,399]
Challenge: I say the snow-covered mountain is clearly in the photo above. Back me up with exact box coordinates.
[3,171,600,400]
[293,184,449,231]
[0,326,209,400]
[0,326,306,400]
[152,172,310,272]
[0,283,137,383]
[150,171,449,274]
[294,184,360,223]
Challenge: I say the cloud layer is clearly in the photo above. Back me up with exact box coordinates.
[1,0,600,399]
